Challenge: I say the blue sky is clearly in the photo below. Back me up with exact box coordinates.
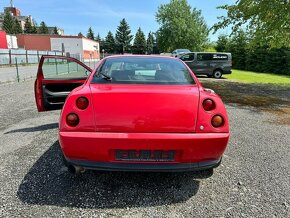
[1,0,234,41]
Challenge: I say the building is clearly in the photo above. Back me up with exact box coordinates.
[0,6,33,32]
[0,31,18,49]
[0,3,63,35]
[16,34,100,61]
[47,27,64,36]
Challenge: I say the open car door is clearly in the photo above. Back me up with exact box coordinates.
[35,55,92,112]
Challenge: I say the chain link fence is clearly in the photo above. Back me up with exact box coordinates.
[0,49,99,83]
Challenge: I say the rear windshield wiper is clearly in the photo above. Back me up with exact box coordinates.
[98,72,112,81]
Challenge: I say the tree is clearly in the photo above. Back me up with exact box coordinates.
[212,0,290,48]
[95,33,101,42]
[132,27,146,54]
[78,32,83,37]
[87,27,94,40]
[146,32,154,54]
[24,17,33,33]
[156,0,209,52]
[13,18,23,34]
[39,21,48,34]
[104,31,116,53]
[115,18,133,54]
[215,35,229,52]
[2,10,14,34]
[53,26,59,35]
[226,30,249,70]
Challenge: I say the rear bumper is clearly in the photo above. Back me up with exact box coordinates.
[65,158,221,172]
[59,132,229,171]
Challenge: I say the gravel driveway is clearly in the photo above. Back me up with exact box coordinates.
[0,79,289,217]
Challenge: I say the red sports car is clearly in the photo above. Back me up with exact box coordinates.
[35,55,229,174]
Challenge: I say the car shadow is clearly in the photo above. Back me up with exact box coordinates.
[4,123,58,134]
[17,141,211,209]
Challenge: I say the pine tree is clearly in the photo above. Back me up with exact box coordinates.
[2,10,14,34]
[146,32,154,54]
[115,18,133,54]
[53,26,59,35]
[95,33,101,42]
[104,31,116,53]
[39,21,48,34]
[24,17,33,33]
[87,27,94,40]
[13,18,23,34]
[78,32,83,37]
[132,27,146,54]
[31,25,37,34]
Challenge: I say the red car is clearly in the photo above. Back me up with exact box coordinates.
[35,55,229,174]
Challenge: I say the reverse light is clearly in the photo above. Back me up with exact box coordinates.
[211,115,224,128]
[76,97,89,110]
[66,113,79,127]
[203,99,215,111]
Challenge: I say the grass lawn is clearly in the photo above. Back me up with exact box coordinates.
[224,69,290,87]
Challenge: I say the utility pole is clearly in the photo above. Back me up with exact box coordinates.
[10,0,13,7]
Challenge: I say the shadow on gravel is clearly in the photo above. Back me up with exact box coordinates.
[4,123,58,134]
[17,141,209,208]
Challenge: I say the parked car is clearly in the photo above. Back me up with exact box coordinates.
[171,49,191,57]
[34,55,230,174]
[179,52,232,79]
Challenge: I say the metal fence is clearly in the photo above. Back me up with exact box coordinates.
[0,49,100,83]
[0,49,64,65]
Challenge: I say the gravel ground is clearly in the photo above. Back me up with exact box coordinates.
[0,79,289,217]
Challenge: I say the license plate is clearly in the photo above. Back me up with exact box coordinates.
[115,150,175,162]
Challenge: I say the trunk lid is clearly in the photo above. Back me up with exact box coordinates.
[90,84,199,133]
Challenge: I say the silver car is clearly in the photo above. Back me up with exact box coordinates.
[179,52,232,79]
[171,49,191,57]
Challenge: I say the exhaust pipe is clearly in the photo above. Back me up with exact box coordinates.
[68,165,85,174]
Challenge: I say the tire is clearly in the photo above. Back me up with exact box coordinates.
[213,70,223,79]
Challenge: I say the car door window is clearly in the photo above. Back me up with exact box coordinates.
[197,53,214,61]
[42,58,90,79]
[180,53,194,61]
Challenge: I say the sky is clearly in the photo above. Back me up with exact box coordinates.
[0,0,234,41]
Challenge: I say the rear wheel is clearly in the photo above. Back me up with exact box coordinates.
[213,70,223,79]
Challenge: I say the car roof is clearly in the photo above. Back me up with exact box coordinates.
[104,54,178,61]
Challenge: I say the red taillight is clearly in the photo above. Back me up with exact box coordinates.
[66,113,79,127]
[203,99,215,111]
[76,97,89,110]
[211,115,224,128]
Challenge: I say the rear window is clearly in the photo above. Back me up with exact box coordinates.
[92,57,195,85]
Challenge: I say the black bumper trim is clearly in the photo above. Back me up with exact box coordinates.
[65,158,221,172]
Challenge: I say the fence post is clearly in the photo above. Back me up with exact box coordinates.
[9,49,12,65]
[15,57,19,82]
[37,50,40,63]
[25,50,28,64]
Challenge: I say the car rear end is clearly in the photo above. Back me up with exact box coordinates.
[59,56,230,172]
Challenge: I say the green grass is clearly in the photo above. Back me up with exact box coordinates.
[224,69,290,87]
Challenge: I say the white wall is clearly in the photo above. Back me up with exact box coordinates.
[82,38,99,52]
[6,35,18,49]
[50,38,83,57]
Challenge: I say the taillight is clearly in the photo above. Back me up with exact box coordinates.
[66,113,79,127]
[76,97,89,110]
[203,99,215,111]
[211,115,224,128]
